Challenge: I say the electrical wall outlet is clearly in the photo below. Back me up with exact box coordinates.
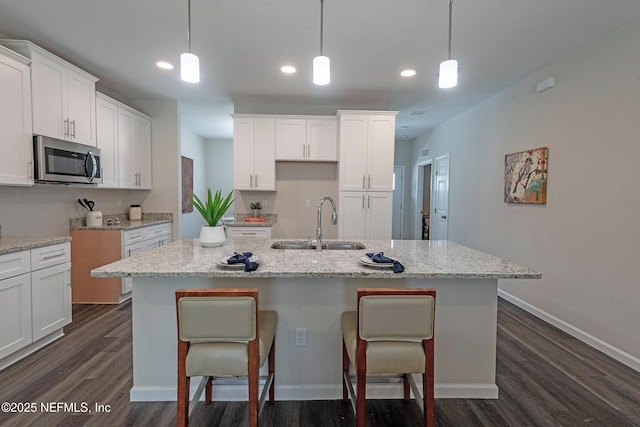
[261,199,268,208]
[305,200,311,208]
[295,328,307,347]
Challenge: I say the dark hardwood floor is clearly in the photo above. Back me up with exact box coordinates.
[1,298,639,426]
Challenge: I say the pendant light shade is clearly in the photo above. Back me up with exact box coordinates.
[180,0,200,83]
[313,0,330,85]
[181,53,200,83]
[313,55,330,85]
[438,59,458,89]
[438,0,457,89]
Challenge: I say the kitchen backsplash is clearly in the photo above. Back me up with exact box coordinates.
[69,212,173,228]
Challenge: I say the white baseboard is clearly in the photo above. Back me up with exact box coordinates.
[498,290,640,372]
[130,382,498,402]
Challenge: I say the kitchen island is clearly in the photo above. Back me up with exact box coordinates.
[92,238,540,402]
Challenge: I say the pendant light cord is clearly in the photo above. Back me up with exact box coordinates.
[187,0,192,53]
[320,0,325,55]
[447,0,453,60]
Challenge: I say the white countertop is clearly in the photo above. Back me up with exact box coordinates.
[91,238,541,280]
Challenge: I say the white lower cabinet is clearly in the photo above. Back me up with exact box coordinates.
[226,226,272,239]
[121,223,172,294]
[31,261,71,341]
[338,192,393,240]
[0,242,71,368]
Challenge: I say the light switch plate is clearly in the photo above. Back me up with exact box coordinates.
[295,328,307,347]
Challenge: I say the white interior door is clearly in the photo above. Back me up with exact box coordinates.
[432,154,450,240]
[392,166,404,239]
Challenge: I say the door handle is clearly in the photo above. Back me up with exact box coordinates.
[441,216,447,219]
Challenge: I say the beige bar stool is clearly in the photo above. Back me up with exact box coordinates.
[341,288,436,427]
[175,288,277,427]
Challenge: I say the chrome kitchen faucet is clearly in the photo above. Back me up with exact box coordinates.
[316,196,337,252]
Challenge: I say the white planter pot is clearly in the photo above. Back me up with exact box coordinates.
[199,225,226,247]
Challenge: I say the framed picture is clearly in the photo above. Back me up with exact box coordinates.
[504,147,548,204]
[181,156,193,213]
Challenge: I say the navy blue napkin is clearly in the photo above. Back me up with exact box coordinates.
[227,252,259,272]
[366,252,404,273]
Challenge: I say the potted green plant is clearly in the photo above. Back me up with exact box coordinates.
[191,188,234,247]
[250,201,262,217]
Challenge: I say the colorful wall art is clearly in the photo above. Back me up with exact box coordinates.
[504,147,548,204]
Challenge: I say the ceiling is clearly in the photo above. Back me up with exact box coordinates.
[1,0,640,141]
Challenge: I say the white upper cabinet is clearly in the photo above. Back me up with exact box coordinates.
[233,115,276,191]
[96,92,152,189]
[338,111,397,192]
[0,40,98,146]
[0,46,33,186]
[276,116,337,161]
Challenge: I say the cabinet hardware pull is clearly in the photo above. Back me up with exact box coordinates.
[368,175,371,189]
[307,144,310,158]
[64,119,69,137]
[255,175,258,187]
[242,232,257,235]
[303,144,306,158]
[368,194,371,208]
[362,195,365,209]
[362,175,366,189]
[250,174,253,187]
[71,120,76,138]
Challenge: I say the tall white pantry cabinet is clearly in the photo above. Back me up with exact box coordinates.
[337,111,397,240]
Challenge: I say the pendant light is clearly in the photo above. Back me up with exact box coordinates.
[180,0,200,83]
[438,0,458,89]
[313,0,330,85]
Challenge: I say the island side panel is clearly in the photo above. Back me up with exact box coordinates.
[130,276,498,401]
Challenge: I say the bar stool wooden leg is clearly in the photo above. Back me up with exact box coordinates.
[424,340,435,427]
[205,376,213,404]
[177,340,189,427]
[356,340,367,427]
[403,374,411,401]
[268,336,276,403]
[342,340,349,401]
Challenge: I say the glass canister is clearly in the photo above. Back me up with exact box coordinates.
[129,204,142,221]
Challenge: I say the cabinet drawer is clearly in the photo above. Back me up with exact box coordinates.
[143,223,172,239]
[226,227,272,239]
[123,228,145,246]
[30,243,70,271]
[0,251,30,281]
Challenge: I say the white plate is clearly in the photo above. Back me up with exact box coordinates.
[359,255,394,268]
[217,255,259,268]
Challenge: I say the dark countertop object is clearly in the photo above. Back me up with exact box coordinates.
[0,236,71,256]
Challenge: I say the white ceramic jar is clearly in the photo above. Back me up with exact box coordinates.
[129,205,142,221]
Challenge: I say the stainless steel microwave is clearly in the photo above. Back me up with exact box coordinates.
[33,135,102,184]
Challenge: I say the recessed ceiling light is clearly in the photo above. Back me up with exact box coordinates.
[409,111,427,116]
[400,69,416,77]
[281,65,297,74]
[156,61,174,70]
[399,125,409,130]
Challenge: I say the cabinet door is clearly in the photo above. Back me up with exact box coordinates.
[134,114,152,189]
[307,119,337,161]
[253,118,276,190]
[366,115,396,192]
[96,95,119,188]
[233,118,255,190]
[117,108,137,188]
[0,274,32,359]
[31,262,71,341]
[66,71,96,146]
[0,51,33,186]
[366,192,393,239]
[30,54,66,140]
[275,119,306,160]
[338,192,367,239]
[339,115,368,191]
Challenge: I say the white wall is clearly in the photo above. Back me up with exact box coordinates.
[408,16,640,368]
[205,138,234,213]
[180,129,207,239]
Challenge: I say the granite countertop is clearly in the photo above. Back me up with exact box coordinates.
[225,213,277,228]
[91,238,541,280]
[0,236,72,255]
[70,213,173,231]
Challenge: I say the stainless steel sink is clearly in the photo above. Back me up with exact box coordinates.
[270,241,366,250]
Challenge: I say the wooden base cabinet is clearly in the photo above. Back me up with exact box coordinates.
[0,242,71,368]
[71,223,172,303]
